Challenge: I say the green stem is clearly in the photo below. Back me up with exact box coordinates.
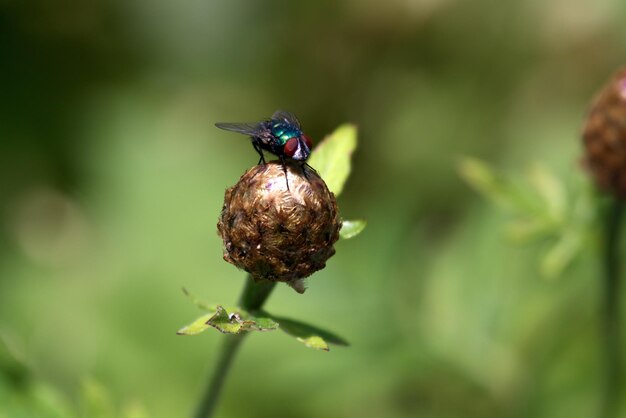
[193,276,276,418]
[600,200,623,418]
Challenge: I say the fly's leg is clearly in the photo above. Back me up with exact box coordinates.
[303,162,317,173]
[301,162,316,181]
[252,140,266,165]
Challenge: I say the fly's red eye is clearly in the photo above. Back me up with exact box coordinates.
[284,137,299,157]
[302,134,313,149]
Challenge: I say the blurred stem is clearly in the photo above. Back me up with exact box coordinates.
[601,200,623,418]
[193,276,276,418]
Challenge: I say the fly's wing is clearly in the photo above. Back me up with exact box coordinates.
[214,122,263,136]
[271,110,301,129]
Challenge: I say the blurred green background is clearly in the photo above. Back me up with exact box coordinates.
[2,1,626,417]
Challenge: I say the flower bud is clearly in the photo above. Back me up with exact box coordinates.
[582,67,626,198]
[217,161,341,293]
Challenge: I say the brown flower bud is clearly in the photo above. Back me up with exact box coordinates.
[217,161,341,293]
[582,67,626,198]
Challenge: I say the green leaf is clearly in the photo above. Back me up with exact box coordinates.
[307,124,357,196]
[458,157,514,208]
[206,306,245,334]
[176,313,214,335]
[177,305,278,335]
[178,306,347,350]
[505,218,554,242]
[267,314,349,351]
[181,287,215,312]
[527,163,566,221]
[178,294,344,349]
[297,336,329,351]
[540,230,583,279]
[460,156,595,281]
[243,316,279,331]
[340,219,366,239]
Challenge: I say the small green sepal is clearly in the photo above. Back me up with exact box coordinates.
[307,124,357,197]
[340,219,366,239]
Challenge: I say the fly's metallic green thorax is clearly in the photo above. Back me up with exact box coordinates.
[270,121,301,145]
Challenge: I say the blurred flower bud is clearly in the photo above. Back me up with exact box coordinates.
[582,67,626,198]
[217,161,341,293]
